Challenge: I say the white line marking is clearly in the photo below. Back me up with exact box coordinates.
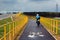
[39,35,45,37]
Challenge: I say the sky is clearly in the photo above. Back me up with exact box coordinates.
[0,0,60,13]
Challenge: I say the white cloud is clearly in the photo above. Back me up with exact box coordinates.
[0,0,60,12]
[20,0,56,12]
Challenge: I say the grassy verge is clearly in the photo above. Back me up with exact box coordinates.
[0,14,27,39]
[52,18,60,35]
[45,17,60,35]
[0,17,12,38]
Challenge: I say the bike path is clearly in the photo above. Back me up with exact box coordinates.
[19,19,55,40]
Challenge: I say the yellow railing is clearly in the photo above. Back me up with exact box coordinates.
[40,17,60,35]
[0,13,28,40]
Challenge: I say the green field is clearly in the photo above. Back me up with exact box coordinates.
[46,17,60,35]
[0,14,26,39]
[0,17,12,38]
[53,18,60,34]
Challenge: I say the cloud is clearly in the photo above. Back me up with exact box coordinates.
[29,0,50,2]
[0,0,60,12]
[19,0,56,12]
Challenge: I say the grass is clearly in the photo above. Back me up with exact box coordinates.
[0,18,12,25]
[53,18,60,35]
[0,14,27,39]
[0,17,12,38]
[45,17,60,35]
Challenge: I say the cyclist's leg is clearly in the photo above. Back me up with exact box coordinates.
[37,21,40,26]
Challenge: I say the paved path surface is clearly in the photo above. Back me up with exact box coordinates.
[0,14,16,20]
[19,19,55,40]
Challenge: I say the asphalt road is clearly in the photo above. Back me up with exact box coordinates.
[0,14,16,20]
[19,19,55,40]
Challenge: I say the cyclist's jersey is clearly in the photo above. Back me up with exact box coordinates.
[36,16,40,20]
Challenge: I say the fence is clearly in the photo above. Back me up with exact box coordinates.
[0,14,28,40]
[40,17,60,35]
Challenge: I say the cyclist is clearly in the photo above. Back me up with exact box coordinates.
[36,14,40,26]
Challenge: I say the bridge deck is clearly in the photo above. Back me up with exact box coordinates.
[19,19,55,40]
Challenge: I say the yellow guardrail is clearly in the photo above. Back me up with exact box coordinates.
[0,13,28,40]
[40,17,60,35]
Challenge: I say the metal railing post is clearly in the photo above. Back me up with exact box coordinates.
[9,24,11,40]
[53,20,55,33]
[51,19,52,31]
[4,24,6,40]
[56,20,58,34]
[12,22,14,40]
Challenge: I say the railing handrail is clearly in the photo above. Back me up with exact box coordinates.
[41,17,60,22]
[0,28,14,40]
[41,17,59,35]
[0,16,21,28]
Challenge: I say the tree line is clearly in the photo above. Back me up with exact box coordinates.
[23,12,60,17]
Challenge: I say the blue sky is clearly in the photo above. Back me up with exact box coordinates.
[0,0,60,13]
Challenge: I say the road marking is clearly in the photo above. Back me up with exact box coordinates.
[28,32,45,38]
[28,34,36,38]
[39,35,45,37]
[28,32,36,38]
